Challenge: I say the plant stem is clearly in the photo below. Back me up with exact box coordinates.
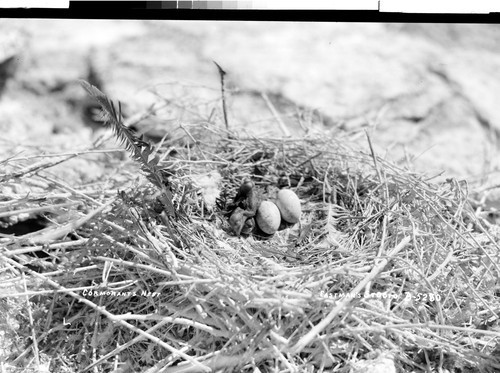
[213,61,229,131]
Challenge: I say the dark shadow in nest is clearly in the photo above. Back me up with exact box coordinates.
[0,215,60,273]
[0,216,47,236]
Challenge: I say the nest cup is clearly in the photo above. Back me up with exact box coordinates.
[2,83,499,373]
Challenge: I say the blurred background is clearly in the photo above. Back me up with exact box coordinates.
[1,20,500,188]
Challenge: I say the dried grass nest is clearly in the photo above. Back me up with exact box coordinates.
[1,87,500,373]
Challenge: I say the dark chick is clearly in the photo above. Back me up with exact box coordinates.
[229,207,247,236]
[233,178,255,209]
[228,179,259,236]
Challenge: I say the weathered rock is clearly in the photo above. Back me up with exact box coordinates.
[0,20,499,186]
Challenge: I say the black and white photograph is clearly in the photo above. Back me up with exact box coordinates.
[1,16,500,373]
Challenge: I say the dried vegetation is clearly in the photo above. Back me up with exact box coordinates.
[1,79,500,373]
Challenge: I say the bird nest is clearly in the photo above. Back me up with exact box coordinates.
[1,83,500,373]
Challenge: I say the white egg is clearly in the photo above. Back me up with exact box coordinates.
[276,189,301,224]
[256,200,281,235]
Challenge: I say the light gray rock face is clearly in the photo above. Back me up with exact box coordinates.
[1,20,499,186]
[192,22,500,184]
